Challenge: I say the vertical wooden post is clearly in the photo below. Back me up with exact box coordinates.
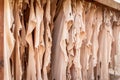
[0,0,4,80]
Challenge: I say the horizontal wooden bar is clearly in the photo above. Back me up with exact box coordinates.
[94,0,120,11]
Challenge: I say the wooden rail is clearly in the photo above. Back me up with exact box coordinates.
[94,0,120,11]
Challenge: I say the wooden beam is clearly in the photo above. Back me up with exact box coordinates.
[0,0,4,80]
[94,0,120,11]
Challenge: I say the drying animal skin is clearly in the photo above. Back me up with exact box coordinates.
[50,0,57,32]
[114,18,120,76]
[98,9,113,80]
[4,0,120,80]
[68,1,85,80]
[34,1,44,80]
[4,0,15,80]
[92,7,102,67]
[34,0,43,48]
[84,3,96,80]
[52,0,73,80]
[26,0,36,80]
[43,0,52,80]
[87,7,102,80]
[110,16,120,77]
[36,21,45,80]
[91,7,102,80]
[14,1,23,80]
